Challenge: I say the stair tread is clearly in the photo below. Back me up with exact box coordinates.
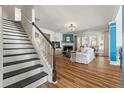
[3,47,34,50]
[5,72,48,88]
[4,58,40,67]
[4,52,37,57]
[3,42,32,45]
[3,30,26,35]
[4,64,43,79]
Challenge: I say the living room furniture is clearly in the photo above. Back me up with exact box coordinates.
[62,45,73,58]
[71,47,95,64]
[70,51,76,62]
[63,50,71,58]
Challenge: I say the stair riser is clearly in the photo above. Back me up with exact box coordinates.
[2,21,21,26]
[3,30,26,35]
[4,49,35,55]
[3,26,24,31]
[3,39,31,43]
[3,32,27,36]
[4,38,30,41]
[4,54,38,63]
[3,21,21,25]
[3,23,21,28]
[3,35,29,39]
[3,24,23,28]
[3,23,21,27]
[3,23,23,27]
[3,44,33,48]
[3,28,25,32]
[4,60,40,73]
[3,68,43,87]
[25,76,47,88]
[3,24,23,29]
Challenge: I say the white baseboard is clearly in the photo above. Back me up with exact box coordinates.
[110,60,120,66]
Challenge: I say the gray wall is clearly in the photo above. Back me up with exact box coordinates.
[21,5,34,39]
[2,6,15,20]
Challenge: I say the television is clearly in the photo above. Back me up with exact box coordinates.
[52,41,60,48]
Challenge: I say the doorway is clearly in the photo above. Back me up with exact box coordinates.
[15,7,21,21]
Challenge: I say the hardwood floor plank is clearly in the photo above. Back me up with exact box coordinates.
[38,57,122,88]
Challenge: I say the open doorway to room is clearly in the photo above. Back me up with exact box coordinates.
[15,7,21,21]
[99,33,104,56]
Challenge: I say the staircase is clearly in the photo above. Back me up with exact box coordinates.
[2,19,48,88]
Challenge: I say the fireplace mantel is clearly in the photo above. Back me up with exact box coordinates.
[62,42,74,46]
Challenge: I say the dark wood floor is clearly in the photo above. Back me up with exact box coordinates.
[38,57,122,88]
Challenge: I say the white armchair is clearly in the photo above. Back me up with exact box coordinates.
[75,47,95,64]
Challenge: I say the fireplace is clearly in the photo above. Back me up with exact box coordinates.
[63,46,73,58]
[63,46,73,51]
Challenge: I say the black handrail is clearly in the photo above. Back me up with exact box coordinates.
[32,22,53,48]
[32,22,56,82]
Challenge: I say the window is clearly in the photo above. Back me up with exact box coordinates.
[90,36,97,47]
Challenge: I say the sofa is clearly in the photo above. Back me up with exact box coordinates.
[75,47,95,64]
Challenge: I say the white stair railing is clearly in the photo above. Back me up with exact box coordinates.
[22,14,56,83]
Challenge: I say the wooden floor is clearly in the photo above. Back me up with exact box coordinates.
[38,57,122,88]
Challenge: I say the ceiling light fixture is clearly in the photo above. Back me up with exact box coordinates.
[68,24,76,32]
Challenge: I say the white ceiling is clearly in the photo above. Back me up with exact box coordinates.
[34,5,119,33]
